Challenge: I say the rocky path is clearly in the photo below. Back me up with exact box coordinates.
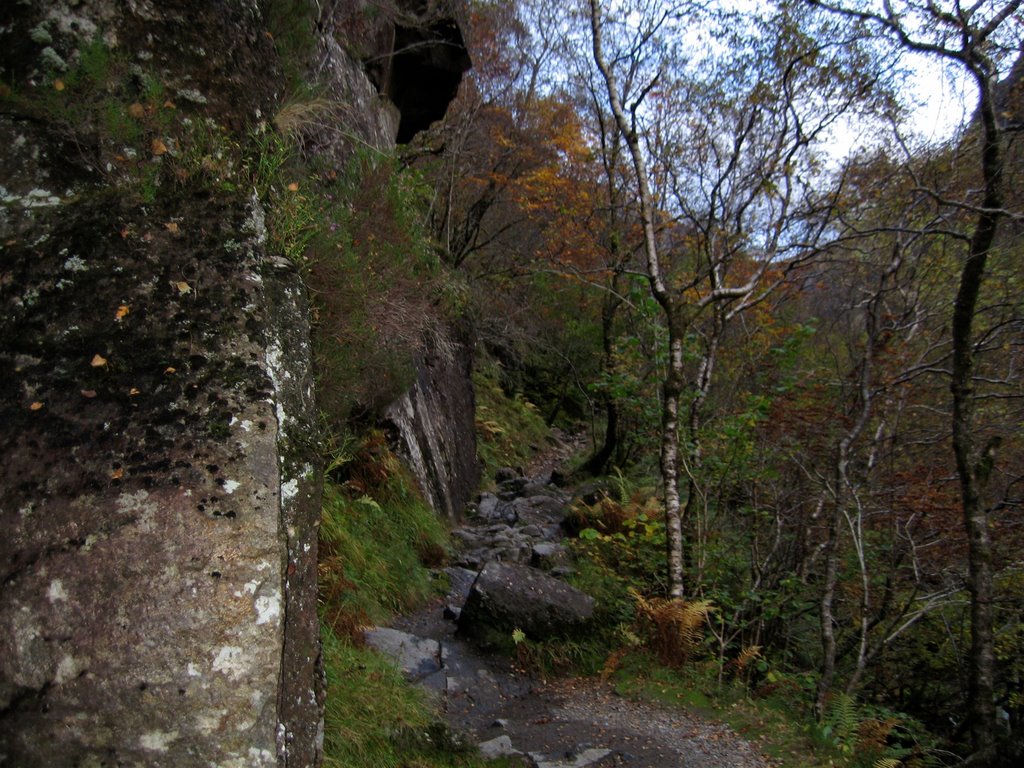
[367,435,773,768]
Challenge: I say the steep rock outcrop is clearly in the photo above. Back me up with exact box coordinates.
[0,1,472,764]
[0,2,313,766]
[0,190,322,767]
[385,327,481,523]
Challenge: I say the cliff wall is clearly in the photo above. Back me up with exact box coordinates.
[0,1,471,765]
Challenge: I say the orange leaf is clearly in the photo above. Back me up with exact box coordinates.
[129,387,141,396]
[91,354,108,367]
[29,401,44,411]
[164,366,177,375]
[164,222,180,234]
[151,138,168,156]
[111,468,124,480]
[115,304,130,320]
[286,182,299,192]
[128,102,145,119]
[54,79,65,92]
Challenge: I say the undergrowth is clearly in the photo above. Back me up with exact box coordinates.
[550,481,944,768]
[473,360,551,481]
[317,434,514,768]
[319,431,449,635]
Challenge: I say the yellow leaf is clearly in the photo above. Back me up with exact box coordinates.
[115,304,130,320]
[29,401,44,411]
[54,79,65,92]
[286,182,299,192]
[174,281,191,295]
[151,138,168,156]
[129,387,141,396]
[91,354,108,367]
[164,366,176,375]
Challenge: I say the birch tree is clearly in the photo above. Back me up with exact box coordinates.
[587,0,881,597]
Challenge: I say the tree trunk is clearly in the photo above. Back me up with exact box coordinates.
[952,67,1003,762]
[589,0,687,598]
[816,294,879,717]
[663,330,686,598]
[583,284,623,475]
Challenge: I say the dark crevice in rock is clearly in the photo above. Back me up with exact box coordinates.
[389,18,471,142]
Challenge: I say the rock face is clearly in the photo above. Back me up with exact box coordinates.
[458,562,595,644]
[0,190,322,767]
[385,328,481,524]
[0,1,469,765]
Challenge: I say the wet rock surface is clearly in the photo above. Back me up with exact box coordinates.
[374,462,772,768]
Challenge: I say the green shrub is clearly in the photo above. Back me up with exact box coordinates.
[473,361,551,480]
[318,434,450,634]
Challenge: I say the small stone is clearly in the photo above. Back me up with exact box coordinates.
[479,735,521,760]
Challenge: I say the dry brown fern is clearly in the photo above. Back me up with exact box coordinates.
[600,648,628,681]
[630,589,713,665]
[729,644,762,681]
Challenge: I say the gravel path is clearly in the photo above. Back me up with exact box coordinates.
[380,432,774,767]
[390,586,771,767]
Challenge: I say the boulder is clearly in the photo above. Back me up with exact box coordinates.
[458,563,594,643]
[494,467,521,484]
[476,493,517,524]
[512,495,568,527]
[363,628,441,682]
[479,735,523,760]
[531,542,569,570]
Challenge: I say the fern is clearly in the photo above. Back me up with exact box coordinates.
[630,589,714,665]
[817,692,862,755]
[872,759,903,768]
[733,644,762,676]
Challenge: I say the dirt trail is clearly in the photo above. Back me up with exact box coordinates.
[383,431,774,767]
